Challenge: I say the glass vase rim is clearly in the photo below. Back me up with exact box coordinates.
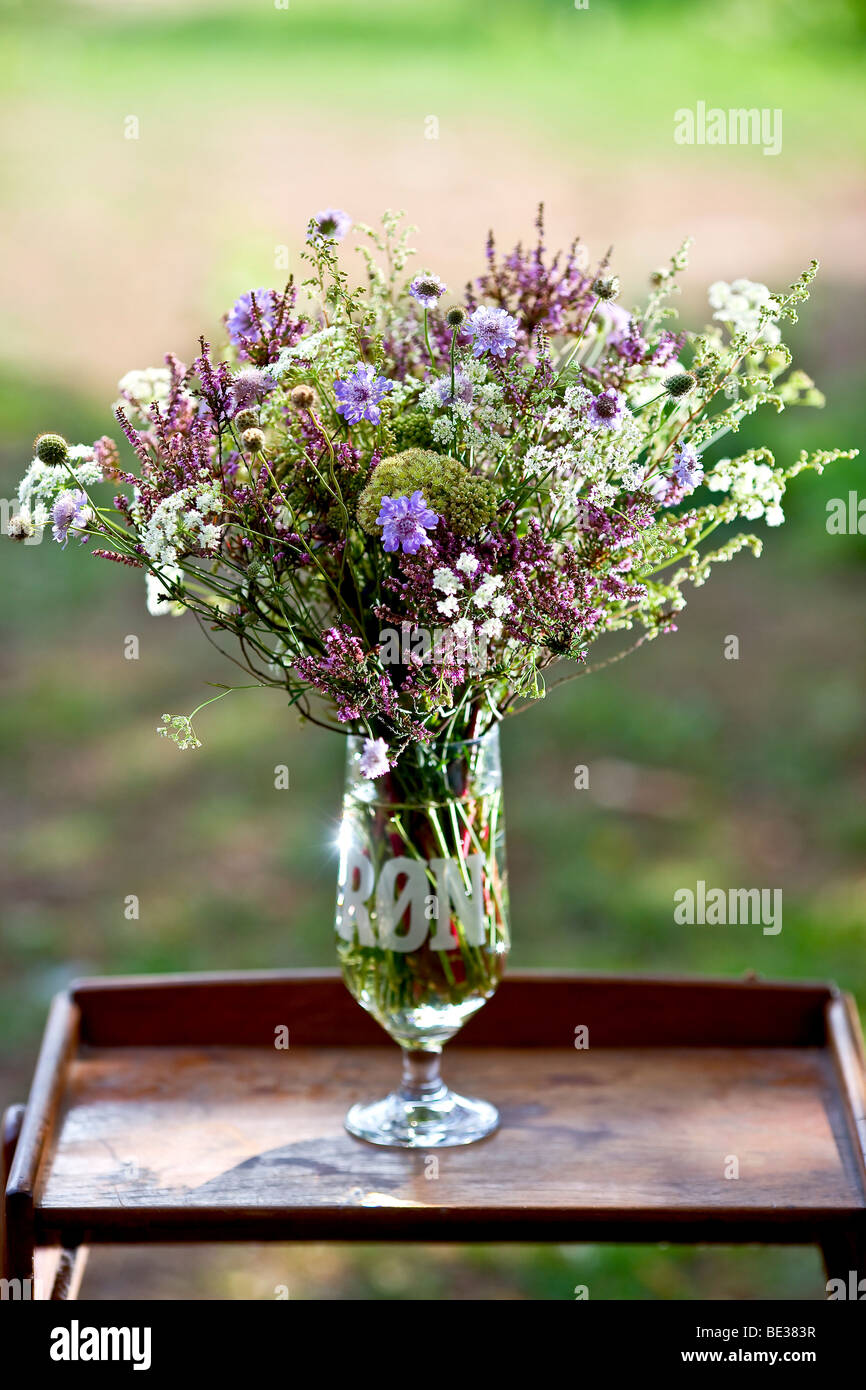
[345,724,500,754]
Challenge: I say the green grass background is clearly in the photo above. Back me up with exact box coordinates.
[1,0,864,1300]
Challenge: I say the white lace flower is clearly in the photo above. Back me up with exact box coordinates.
[707,279,781,345]
[114,367,173,424]
[432,566,460,594]
[473,575,504,609]
[705,456,784,521]
[437,594,459,617]
[455,552,479,576]
[141,482,223,566]
[17,447,100,510]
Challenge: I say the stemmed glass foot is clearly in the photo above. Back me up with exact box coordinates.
[344,1048,499,1148]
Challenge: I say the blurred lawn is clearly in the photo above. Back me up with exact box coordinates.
[1,0,864,1300]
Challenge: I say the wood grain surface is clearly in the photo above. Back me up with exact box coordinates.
[6,973,863,1257]
[35,1041,864,1245]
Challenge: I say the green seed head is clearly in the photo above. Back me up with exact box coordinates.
[357,448,497,538]
[391,410,435,453]
[591,275,620,301]
[35,433,69,466]
[241,427,266,453]
[664,372,697,399]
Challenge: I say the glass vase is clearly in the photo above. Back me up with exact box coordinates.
[335,725,509,1147]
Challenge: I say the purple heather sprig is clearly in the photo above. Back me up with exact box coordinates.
[227,290,278,347]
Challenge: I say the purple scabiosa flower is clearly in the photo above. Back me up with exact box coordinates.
[586,388,627,432]
[646,473,675,506]
[313,208,351,241]
[52,489,91,547]
[466,305,518,359]
[376,491,439,554]
[227,290,278,346]
[334,363,393,426]
[434,371,473,406]
[231,366,274,409]
[359,736,390,780]
[671,443,704,492]
[410,274,446,309]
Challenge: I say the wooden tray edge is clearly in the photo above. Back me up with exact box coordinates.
[3,994,79,1280]
[66,969,840,1049]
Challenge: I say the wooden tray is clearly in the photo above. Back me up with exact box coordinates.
[4,970,866,1297]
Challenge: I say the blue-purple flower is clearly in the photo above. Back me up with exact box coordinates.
[376,491,439,554]
[466,305,518,358]
[434,371,473,406]
[52,489,91,547]
[586,388,627,432]
[313,208,351,241]
[227,290,278,346]
[334,364,393,426]
[646,473,674,505]
[410,274,446,309]
[671,443,704,492]
[231,365,275,409]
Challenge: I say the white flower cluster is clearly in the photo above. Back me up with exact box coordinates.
[705,456,785,525]
[419,359,511,454]
[114,367,174,425]
[432,554,512,643]
[269,327,340,376]
[156,713,201,750]
[707,280,781,347]
[525,385,647,508]
[16,446,101,532]
[141,481,224,565]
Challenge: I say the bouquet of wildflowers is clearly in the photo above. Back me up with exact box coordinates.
[11,206,856,1054]
[11,207,853,777]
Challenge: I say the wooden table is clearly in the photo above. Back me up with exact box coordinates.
[3,970,865,1299]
